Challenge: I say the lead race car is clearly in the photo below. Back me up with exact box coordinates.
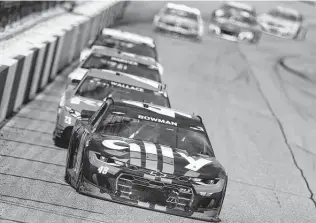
[257,6,307,40]
[64,98,228,222]
[209,1,262,43]
[53,69,170,147]
[153,3,204,41]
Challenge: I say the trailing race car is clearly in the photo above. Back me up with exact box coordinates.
[153,3,204,41]
[209,1,262,43]
[67,47,164,90]
[53,69,170,147]
[64,98,228,222]
[257,6,307,40]
[84,28,159,63]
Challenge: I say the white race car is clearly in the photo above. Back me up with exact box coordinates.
[83,28,159,63]
[257,6,307,40]
[67,47,164,91]
[153,3,204,41]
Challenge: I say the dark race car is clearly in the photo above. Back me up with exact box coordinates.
[86,28,159,63]
[64,98,228,222]
[209,1,262,43]
[53,69,170,147]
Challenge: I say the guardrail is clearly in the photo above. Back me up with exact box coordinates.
[0,1,68,30]
[0,0,129,123]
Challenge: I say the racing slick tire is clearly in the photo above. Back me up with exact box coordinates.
[249,32,262,44]
[53,127,72,148]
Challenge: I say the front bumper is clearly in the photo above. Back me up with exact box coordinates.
[75,150,226,222]
[209,23,255,43]
[155,22,200,38]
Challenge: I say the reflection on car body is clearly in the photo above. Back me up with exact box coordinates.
[64,98,227,222]
[257,6,307,40]
[209,1,262,44]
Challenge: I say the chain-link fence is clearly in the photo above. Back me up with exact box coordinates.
[0,1,67,30]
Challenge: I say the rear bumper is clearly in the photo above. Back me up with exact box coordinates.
[208,23,257,43]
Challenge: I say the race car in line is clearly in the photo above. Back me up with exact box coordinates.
[64,98,228,222]
[83,28,160,63]
[53,69,170,147]
[66,47,164,90]
[257,6,307,40]
[208,1,262,44]
[153,3,204,41]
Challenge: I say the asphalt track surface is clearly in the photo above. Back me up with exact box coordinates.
[1,1,316,223]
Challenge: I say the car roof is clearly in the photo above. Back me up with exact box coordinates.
[275,6,300,16]
[165,2,201,15]
[85,69,162,92]
[224,1,255,12]
[91,46,158,67]
[102,28,155,48]
[114,99,202,123]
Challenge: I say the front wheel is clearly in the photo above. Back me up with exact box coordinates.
[250,32,262,44]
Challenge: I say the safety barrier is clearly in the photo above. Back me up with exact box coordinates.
[0,0,129,123]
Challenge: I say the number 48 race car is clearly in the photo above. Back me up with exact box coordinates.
[64,98,228,222]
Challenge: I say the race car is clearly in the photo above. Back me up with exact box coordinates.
[64,98,228,222]
[67,47,164,90]
[53,69,170,147]
[209,1,262,43]
[257,6,307,40]
[84,28,159,63]
[153,3,204,41]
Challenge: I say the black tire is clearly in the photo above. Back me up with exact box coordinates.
[250,32,261,44]
[53,135,67,148]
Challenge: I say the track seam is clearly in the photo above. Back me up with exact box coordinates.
[237,47,316,208]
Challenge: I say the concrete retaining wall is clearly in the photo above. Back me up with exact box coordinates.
[0,0,128,123]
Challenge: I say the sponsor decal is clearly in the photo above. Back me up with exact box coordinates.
[102,139,211,172]
[110,81,144,92]
[98,166,109,175]
[177,152,212,172]
[64,116,72,125]
[111,57,138,65]
[138,114,177,126]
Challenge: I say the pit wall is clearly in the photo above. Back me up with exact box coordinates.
[0,1,129,123]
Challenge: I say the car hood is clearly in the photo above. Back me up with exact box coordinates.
[160,15,198,28]
[88,135,226,179]
[65,96,102,113]
[258,14,299,28]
